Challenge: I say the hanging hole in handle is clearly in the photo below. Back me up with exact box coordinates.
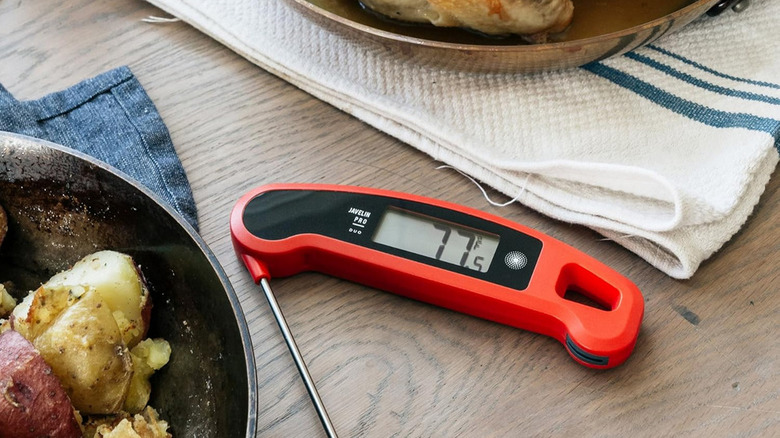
[564,287,612,311]
[557,264,619,311]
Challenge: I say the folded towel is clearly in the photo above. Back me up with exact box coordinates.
[0,67,198,229]
[146,0,779,278]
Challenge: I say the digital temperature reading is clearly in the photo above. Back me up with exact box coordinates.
[231,184,645,370]
[372,207,499,273]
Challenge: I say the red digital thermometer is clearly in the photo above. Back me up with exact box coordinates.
[231,183,644,369]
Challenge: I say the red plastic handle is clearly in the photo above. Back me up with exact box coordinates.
[230,184,644,368]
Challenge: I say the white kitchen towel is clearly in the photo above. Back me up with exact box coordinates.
[146,0,780,279]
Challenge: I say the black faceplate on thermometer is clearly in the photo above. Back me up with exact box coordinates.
[242,190,543,290]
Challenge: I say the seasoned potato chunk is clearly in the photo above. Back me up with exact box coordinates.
[124,338,172,414]
[0,284,15,318]
[34,289,134,414]
[44,250,151,347]
[2,250,171,424]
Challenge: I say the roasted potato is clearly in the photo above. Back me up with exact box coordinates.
[44,250,152,348]
[0,329,82,438]
[10,284,77,341]
[0,284,15,318]
[34,288,134,414]
[86,406,171,438]
[8,250,169,416]
[124,338,172,414]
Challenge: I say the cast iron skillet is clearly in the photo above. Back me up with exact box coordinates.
[0,132,257,437]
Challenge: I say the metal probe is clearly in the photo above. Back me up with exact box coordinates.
[259,278,339,438]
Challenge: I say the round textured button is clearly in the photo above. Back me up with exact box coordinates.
[504,251,528,270]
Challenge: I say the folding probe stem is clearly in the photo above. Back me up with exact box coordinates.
[259,278,338,438]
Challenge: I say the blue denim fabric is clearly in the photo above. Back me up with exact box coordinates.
[0,66,198,229]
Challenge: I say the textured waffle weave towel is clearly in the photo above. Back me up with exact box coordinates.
[147,0,780,278]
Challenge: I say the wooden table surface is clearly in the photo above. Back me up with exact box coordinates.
[1,1,777,436]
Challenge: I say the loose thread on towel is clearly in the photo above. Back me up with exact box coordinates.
[436,165,640,242]
[436,165,529,207]
[141,16,181,23]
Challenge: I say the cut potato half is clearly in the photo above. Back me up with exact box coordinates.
[44,250,152,348]
[34,288,134,414]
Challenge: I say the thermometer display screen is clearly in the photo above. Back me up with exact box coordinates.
[372,207,500,273]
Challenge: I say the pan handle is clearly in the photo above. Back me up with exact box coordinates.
[707,0,750,16]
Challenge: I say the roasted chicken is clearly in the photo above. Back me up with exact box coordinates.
[360,0,574,40]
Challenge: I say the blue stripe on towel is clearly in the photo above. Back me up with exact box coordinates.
[625,52,780,105]
[582,62,780,152]
[646,45,780,90]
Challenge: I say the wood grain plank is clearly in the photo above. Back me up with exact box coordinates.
[0,0,777,436]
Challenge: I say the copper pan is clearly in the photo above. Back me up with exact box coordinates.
[286,0,728,73]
